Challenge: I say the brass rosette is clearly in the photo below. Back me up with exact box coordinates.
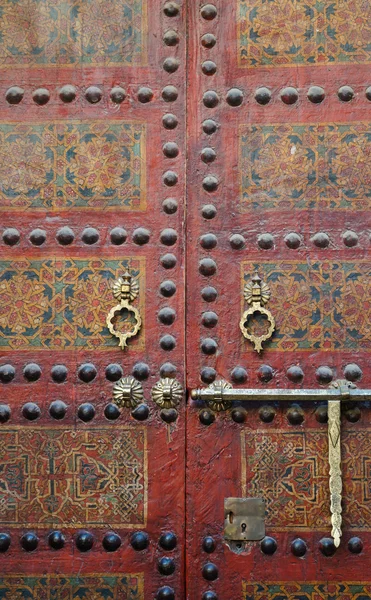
[151,378,183,409]
[204,380,232,412]
[106,272,142,350]
[112,376,144,409]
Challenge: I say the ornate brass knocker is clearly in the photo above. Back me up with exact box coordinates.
[240,272,275,353]
[106,272,142,350]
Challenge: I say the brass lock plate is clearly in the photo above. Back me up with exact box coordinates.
[224,497,265,541]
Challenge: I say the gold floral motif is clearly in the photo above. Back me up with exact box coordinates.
[151,378,183,409]
[113,376,144,409]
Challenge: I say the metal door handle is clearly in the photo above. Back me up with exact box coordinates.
[191,379,371,547]
[106,272,142,349]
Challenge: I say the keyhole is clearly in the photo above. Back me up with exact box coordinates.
[241,522,246,533]
[228,511,234,524]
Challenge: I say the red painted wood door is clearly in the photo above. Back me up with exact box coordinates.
[186,0,371,598]
[0,1,186,598]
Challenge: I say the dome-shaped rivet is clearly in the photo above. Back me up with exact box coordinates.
[85,86,102,104]
[104,403,121,420]
[201,367,217,384]
[28,365,45,384]
[261,536,277,555]
[287,365,304,383]
[3,228,20,246]
[348,536,363,553]
[160,334,176,351]
[230,234,245,249]
[311,232,330,248]
[316,366,333,384]
[110,87,126,104]
[201,4,217,19]
[201,286,218,302]
[231,366,247,383]
[163,30,179,46]
[258,233,274,249]
[203,91,220,108]
[226,88,244,106]
[202,60,217,76]
[133,227,150,245]
[30,228,46,246]
[0,533,11,552]
[201,147,216,163]
[0,405,11,423]
[163,170,178,186]
[48,530,65,550]
[6,86,24,104]
[160,280,176,297]
[258,365,274,383]
[81,227,99,245]
[160,228,178,246]
[199,409,216,425]
[315,405,328,423]
[164,1,180,16]
[319,537,336,556]
[110,227,127,245]
[51,364,68,383]
[338,86,354,102]
[163,197,178,213]
[163,142,179,158]
[22,402,41,421]
[202,119,218,134]
[78,363,97,383]
[49,400,67,420]
[137,87,153,103]
[201,337,217,355]
[162,85,178,102]
[59,85,76,103]
[345,406,361,423]
[161,253,177,269]
[231,407,247,423]
[56,226,74,245]
[307,86,325,103]
[132,362,150,381]
[0,364,15,383]
[105,363,123,381]
[32,88,50,105]
[159,531,177,550]
[158,307,176,325]
[280,87,298,105]
[284,232,301,249]
[156,587,175,600]
[201,33,216,48]
[163,57,180,73]
[132,404,150,421]
[77,403,95,422]
[342,230,358,247]
[202,593,218,600]
[21,532,39,552]
[202,204,217,219]
[131,531,149,551]
[103,532,121,552]
[158,556,176,575]
[291,538,307,556]
[160,363,177,378]
[200,233,217,249]
[163,113,178,129]
[344,363,362,382]
[203,175,218,192]
[201,311,218,328]
[287,405,304,425]
[255,87,271,105]
[366,86,371,101]
[202,562,218,581]
[202,536,216,553]
[259,405,276,423]
[75,530,94,552]
[199,258,217,276]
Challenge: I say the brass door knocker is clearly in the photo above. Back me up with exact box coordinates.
[240,272,275,353]
[106,272,142,350]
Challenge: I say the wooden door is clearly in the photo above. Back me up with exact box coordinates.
[0,1,185,598]
[186,0,371,598]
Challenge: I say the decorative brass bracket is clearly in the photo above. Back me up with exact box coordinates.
[240,272,275,353]
[112,376,144,409]
[106,272,142,350]
[152,378,183,409]
[191,379,371,547]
